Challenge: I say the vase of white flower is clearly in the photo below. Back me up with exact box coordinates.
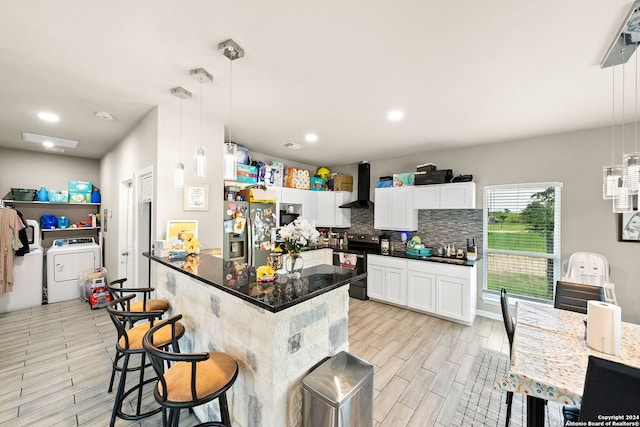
[278,218,319,278]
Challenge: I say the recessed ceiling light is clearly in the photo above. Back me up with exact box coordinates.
[387,110,405,121]
[42,141,54,148]
[95,111,114,121]
[38,112,59,122]
[305,133,318,143]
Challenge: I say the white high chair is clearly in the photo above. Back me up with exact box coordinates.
[561,252,617,305]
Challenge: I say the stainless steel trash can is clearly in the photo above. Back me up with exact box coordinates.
[302,351,374,427]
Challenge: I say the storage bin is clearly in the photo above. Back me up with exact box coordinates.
[10,188,37,201]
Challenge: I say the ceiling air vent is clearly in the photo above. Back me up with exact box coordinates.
[22,132,79,148]
[282,142,303,150]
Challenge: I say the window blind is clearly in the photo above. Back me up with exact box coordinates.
[483,183,562,302]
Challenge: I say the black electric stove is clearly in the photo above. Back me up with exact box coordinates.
[332,233,380,300]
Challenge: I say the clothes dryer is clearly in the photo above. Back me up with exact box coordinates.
[46,237,101,303]
[0,219,43,313]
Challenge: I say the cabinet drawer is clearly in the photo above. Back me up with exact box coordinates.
[368,254,407,269]
[407,259,471,279]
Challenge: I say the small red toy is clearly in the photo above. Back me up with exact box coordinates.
[89,280,111,309]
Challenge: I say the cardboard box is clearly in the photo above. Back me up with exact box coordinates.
[69,180,92,193]
[69,191,91,203]
[236,164,258,183]
[393,173,415,186]
[310,177,326,191]
[238,188,277,202]
[48,190,68,203]
[333,174,353,192]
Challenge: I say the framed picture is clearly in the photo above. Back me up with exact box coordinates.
[167,220,198,242]
[619,211,640,242]
[184,183,209,211]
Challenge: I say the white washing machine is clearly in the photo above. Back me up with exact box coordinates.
[0,219,44,313]
[46,237,102,303]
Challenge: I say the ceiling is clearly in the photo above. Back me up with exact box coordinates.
[0,1,636,166]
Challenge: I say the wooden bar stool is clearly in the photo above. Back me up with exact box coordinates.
[143,314,239,427]
[108,277,170,314]
[106,295,185,427]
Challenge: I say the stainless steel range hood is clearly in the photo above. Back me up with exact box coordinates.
[339,162,374,209]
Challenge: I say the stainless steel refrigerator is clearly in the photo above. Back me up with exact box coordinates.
[223,200,277,266]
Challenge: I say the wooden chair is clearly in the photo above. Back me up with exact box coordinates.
[554,281,605,314]
[143,314,238,427]
[563,356,640,423]
[500,288,515,427]
[106,295,185,427]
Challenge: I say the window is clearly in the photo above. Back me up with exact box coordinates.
[483,183,562,302]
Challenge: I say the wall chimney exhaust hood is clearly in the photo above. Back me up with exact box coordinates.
[339,161,374,209]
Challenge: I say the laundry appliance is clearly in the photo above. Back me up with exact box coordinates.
[46,237,101,303]
[0,219,43,313]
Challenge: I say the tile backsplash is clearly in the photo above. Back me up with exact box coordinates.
[341,208,483,257]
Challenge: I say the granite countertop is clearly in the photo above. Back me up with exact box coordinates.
[145,253,365,312]
[370,250,479,267]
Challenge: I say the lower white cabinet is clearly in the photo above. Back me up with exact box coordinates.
[407,268,436,313]
[367,255,407,305]
[300,248,333,267]
[369,254,477,325]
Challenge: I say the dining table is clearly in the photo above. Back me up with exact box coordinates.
[494,301,640,427]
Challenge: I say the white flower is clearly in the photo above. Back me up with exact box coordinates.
[278,218,319,253]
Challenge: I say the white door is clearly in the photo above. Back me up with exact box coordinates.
[436,275,468,321]
[118,179,134,281]
[315,191,333,226]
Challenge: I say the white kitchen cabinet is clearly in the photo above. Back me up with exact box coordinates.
[280,188,304,204]
[300,248,332,267]
[333,191,352,227]
[407,263,436,313]
[367,255,407,305]
[413,182,476,209]
[370,256,477,325]
[315,191,334,226]
[310,191,351,228]
[302,190,318,224]
[374,187,417,231]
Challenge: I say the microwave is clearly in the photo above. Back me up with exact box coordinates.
[279,211,299,226]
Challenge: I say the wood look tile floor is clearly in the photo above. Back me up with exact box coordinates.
[0,297,511,426]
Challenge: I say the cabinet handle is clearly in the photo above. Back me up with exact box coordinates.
[121,251,129,256]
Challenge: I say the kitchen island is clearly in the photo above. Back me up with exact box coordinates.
[146,253,366,427]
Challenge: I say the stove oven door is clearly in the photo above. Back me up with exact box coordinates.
[332,251,368,300]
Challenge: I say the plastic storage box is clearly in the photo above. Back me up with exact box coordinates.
[10,188,37,201]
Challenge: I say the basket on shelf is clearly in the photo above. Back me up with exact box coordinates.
[10,188,37,201]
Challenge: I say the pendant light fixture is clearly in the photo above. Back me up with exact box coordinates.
[219,39,244,181]
[602,0,640,212]
[603,59,623,200]
[190,68,213,178]
[171,86,192,188]
[614,59,634,213]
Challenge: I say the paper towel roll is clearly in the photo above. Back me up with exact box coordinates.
[586,301,621,356]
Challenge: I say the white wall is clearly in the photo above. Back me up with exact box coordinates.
[100,108,158,277]
[369,124,640,323]
[155,104,224,251]
[0,147,99,195]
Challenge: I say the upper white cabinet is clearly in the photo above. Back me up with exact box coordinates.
[374,187,417,231]
[273,188,351,228]
[413,182,476,209]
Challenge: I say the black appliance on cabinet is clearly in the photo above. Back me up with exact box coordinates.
[332,233,380,300]
[279,211,299,227]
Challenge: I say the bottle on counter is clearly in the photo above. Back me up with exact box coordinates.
[342,232,349,249]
